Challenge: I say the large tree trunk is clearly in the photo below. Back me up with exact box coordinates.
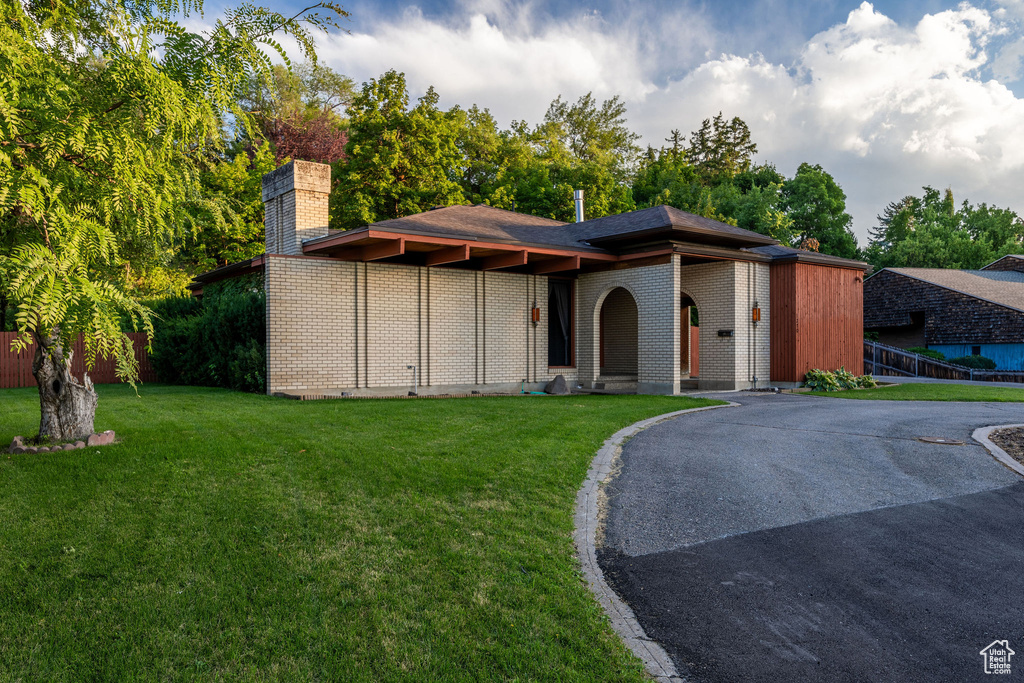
[32,332,97,441]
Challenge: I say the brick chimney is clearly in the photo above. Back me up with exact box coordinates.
[262,160,331,255]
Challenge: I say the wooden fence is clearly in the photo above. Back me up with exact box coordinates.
[863,340,1024,384]
[0,332,156,389]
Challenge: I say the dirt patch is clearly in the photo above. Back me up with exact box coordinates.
[990,428,1024,466]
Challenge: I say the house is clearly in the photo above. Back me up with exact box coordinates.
[864,257,1024,369]
[191,160,867,396]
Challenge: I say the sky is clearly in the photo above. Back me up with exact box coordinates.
[214,0,1024,243]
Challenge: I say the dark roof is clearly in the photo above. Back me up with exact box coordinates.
[982,254,1024,271]
[881,267,1024,313]
[570,205,777,248]
[747,244,869,269]
[336,203,777,251]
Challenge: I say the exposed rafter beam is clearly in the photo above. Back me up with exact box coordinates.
[425,243,471,267]
[480,250,528,271]
[533,255,580,275]
[360,238,405,261]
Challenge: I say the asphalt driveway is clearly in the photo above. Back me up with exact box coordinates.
[599,393,1024,682]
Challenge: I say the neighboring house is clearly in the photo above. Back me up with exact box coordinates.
[191,160,867,396]
[864,256,1024,369]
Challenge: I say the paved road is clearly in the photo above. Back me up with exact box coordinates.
[599,393,1024,682]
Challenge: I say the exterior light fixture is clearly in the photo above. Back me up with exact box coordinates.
[752,303,761,325]
[531,304,540,325]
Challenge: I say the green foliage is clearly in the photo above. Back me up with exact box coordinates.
[539,93,641,182]
[804,369,842,392]
[0,0,344,385]
[148,275,266,392]
[865,187,1023,270]
[782,163,859,258]
[947,355,997,370]
[331,70,466,228]
[804,367,866,391]
[856,374,878,388]
[907,347,945,360]
[685,113,757,181]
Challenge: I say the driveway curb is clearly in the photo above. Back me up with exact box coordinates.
[973,424,1024,478]
[573,401,740,683]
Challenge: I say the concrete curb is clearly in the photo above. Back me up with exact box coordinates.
[973,424,1024,478]
[573,401,741,683]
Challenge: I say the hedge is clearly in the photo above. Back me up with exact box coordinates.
[147,274,265,392]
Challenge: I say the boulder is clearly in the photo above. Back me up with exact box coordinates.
[544,374,570,395]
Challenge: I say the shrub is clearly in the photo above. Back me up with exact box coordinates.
[907,347,945,361]
[947,355,997,370]
[856,374,878,388]
[864,331,879,341]
[804,369,841,392]
[833,366,859,390]
[805,368,877,391]
[148,274,266,392]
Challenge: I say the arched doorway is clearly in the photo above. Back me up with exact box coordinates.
[681,294,699,379]
[599,287,638,378]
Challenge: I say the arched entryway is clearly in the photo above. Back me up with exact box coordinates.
[681,293,699,380]
[599,287,638,379]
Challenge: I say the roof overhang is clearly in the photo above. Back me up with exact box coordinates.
[300,228,617,274]
[587,225,777,250]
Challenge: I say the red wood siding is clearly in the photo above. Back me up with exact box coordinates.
[770,263,863,383]
[690,326,699,377]
[0,333,156,389]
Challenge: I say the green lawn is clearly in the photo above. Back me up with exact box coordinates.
[811,382,1024,402]
[0,385,719,682]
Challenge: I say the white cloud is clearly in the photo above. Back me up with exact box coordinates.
[295,1,1024,241]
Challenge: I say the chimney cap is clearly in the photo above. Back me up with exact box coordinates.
[261,160,331,202]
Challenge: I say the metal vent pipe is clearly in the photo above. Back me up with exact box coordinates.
[574,190,585,223]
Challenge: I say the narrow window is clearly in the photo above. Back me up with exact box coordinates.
[972,345,981,356]
[548,280,573,366]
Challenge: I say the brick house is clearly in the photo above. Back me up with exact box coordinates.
[192,160,868,396]
[864,257,1024,369]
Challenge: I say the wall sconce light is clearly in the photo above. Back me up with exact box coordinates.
[531,304,540,326]
[752,305,761,325]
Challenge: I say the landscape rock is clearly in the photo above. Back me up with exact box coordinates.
[12,446,26,455]
[544,374,570,395]
[8,436,24,453]
[74,441,86,450]
[62,444,76,451]
[86,434,101,447]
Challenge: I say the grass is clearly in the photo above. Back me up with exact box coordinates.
[810,382,1024,402]
[0,384,720,682]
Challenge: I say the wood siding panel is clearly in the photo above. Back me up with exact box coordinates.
[770,263,797,382]
[690,325,700,377]
[0,333,156,389]
[771,263,863,382]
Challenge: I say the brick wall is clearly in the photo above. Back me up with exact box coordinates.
[262,160,330,255]
[265,256,578,394]
[576,256,682,394]
[678,260,771,390]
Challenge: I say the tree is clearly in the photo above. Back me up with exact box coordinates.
[331,70,466,229]
[782,163,859,259]
[0,0,345,440]
[243,62,354,164]
[865,187,1022,270]
[685,113,758,181]
[539,93,641,182]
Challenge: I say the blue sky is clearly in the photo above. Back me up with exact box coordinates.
[215,0,1024,241]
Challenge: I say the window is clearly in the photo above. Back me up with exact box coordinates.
[972,345,981,356]
[548,280,573,366]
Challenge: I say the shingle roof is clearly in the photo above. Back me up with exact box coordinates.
[886,268,1024,313]
[363,203,776,251]
[747,244,868,268]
